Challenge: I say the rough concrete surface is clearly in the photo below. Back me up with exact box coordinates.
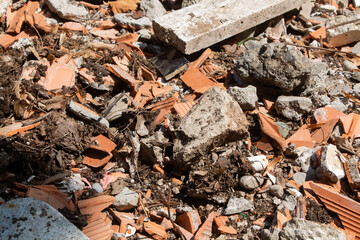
[140,0,166,20]
[45,0,88,21]
[275,96,313,121]
[173,87,248,166]
[236,43,314,93]
[316,144,345,183]
[223,197,254,215]
[228,85,258,110]
[0,198,89,240]
[114,13,152,29]
[153,0,302,54]
[280,218,346,240]
[0,0,11,17]
[113,187,139,211]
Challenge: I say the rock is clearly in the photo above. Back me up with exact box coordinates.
[316,144,346,183]
[269,185,284,198]
[239,175,259,190]
[140,127,170,166]
[352,72,360,82]
[140,0,166,20]
[137,29,153,41]
[0,198,88,240]
[312,93,331,108]
[275,96,312,121]
[153,0,302,54]
[104,93,132,122]
[342,60,358,71]
[113,187,139,211]
[350,41,360,55]
[114,13,152,29]
[326,98,349,112]
[262,227,281,240]
[45,0,88,21]
[281,195,297,211]
[223,197,254,215]
[326,10,360,47]
[0,0,11,17]
[353,83,360,98]
[228,85,258,110]
[292,172,307,185]
[173,87,248,166]
[280,218,346,240]
[182,0,203,7]
[236,43,313,93]
[92,183,103,193]
[345,156,360,190]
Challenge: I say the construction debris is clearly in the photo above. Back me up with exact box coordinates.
[2,0,360,239]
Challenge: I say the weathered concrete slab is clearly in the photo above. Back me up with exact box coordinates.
[153,0,302,54]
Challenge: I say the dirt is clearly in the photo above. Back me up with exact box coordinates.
[305,198,332,224]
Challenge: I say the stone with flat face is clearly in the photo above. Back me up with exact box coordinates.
[153,0,302,54]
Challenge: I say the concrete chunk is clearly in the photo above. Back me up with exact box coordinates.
[0,198,89,240]
[173,87,248,166]
[153,0,302,54]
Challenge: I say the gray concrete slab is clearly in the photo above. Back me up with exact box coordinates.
[153,0,302,54]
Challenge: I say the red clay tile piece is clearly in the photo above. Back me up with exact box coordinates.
[172,178,182,186]
[82,211,114,240]
[160,217,173,230]
[78,195,115,215]
[0,122,40,137]
[32,13,55,33]
[275,209,292,230]
[0,33,16,48]
[6,4,26,33]
[314,107,346,124]
[181,68,217,94]
[309,26,326,41]
[83,146,113,168]
[285,125,315,148]
[263,96,275,110]
[90,28,120,39]
[194,211,220,240]
[23,1,40,25]
[62,22,85,31]
[94,135,117,153]
[79,1,100,9]
[153,164,165,174]
[258,112,286,150]
[176,212,197,234]
[152,85,173,98]
[115,32,139,44]
[214,216,237,235]
[105,64,139,88]
[143,221,168,240]
[189,48,212,69]
[93,20,115,30]
[311,118,339,145]
[342,113,360,140]
[139,66,156,81]
[173,100,196,118]
[310,182,360,238]
[109,209,135,234]
[27,185,75,212]
[38,63,75,90]
[253,217,266,226]
[174,223,194,240]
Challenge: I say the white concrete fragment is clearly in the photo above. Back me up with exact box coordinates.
[280,218,346,240]
[0,0,12,17]
[45,0,88,21]
[113,187,139,211]
[0,198,89,240]
[316,144,346,183]
[153,0,302,54]
[275,96,312,121]
[223,197,254,215]
[114,13,152,29]
[68,101,109,128]
[140,0,166,20]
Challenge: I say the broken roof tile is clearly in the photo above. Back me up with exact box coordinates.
[314,107,346,124]
[258,112,286,150]
[143,221,168,240]
[285,125,315,148]
[310,182,360,238]
[194,211,220,240]
[181,68,217,94]
[38,63,76,91]
[173,100,196,118]
[82,212,114,240]
[78,195,115,215]
[0,122,40,137]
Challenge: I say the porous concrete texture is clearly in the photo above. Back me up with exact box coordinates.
[114,13,152,29]
[113,187,139,211]
[236,43,314,93]
[0,0,12,17]
[153,0,302,54]
[45,0,88,21]
[280,218,346,240]
[223,197,254,215]
[173,87,248,166]
[326,9,360,47]
[140,0,166,20]
[0,198,89,240]
[228,85,258,110]
[316,144,345,183]
[275,96,313,121]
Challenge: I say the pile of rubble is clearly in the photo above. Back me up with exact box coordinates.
[1,0,360,239]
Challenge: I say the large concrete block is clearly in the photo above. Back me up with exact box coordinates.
[153,0,302,54]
